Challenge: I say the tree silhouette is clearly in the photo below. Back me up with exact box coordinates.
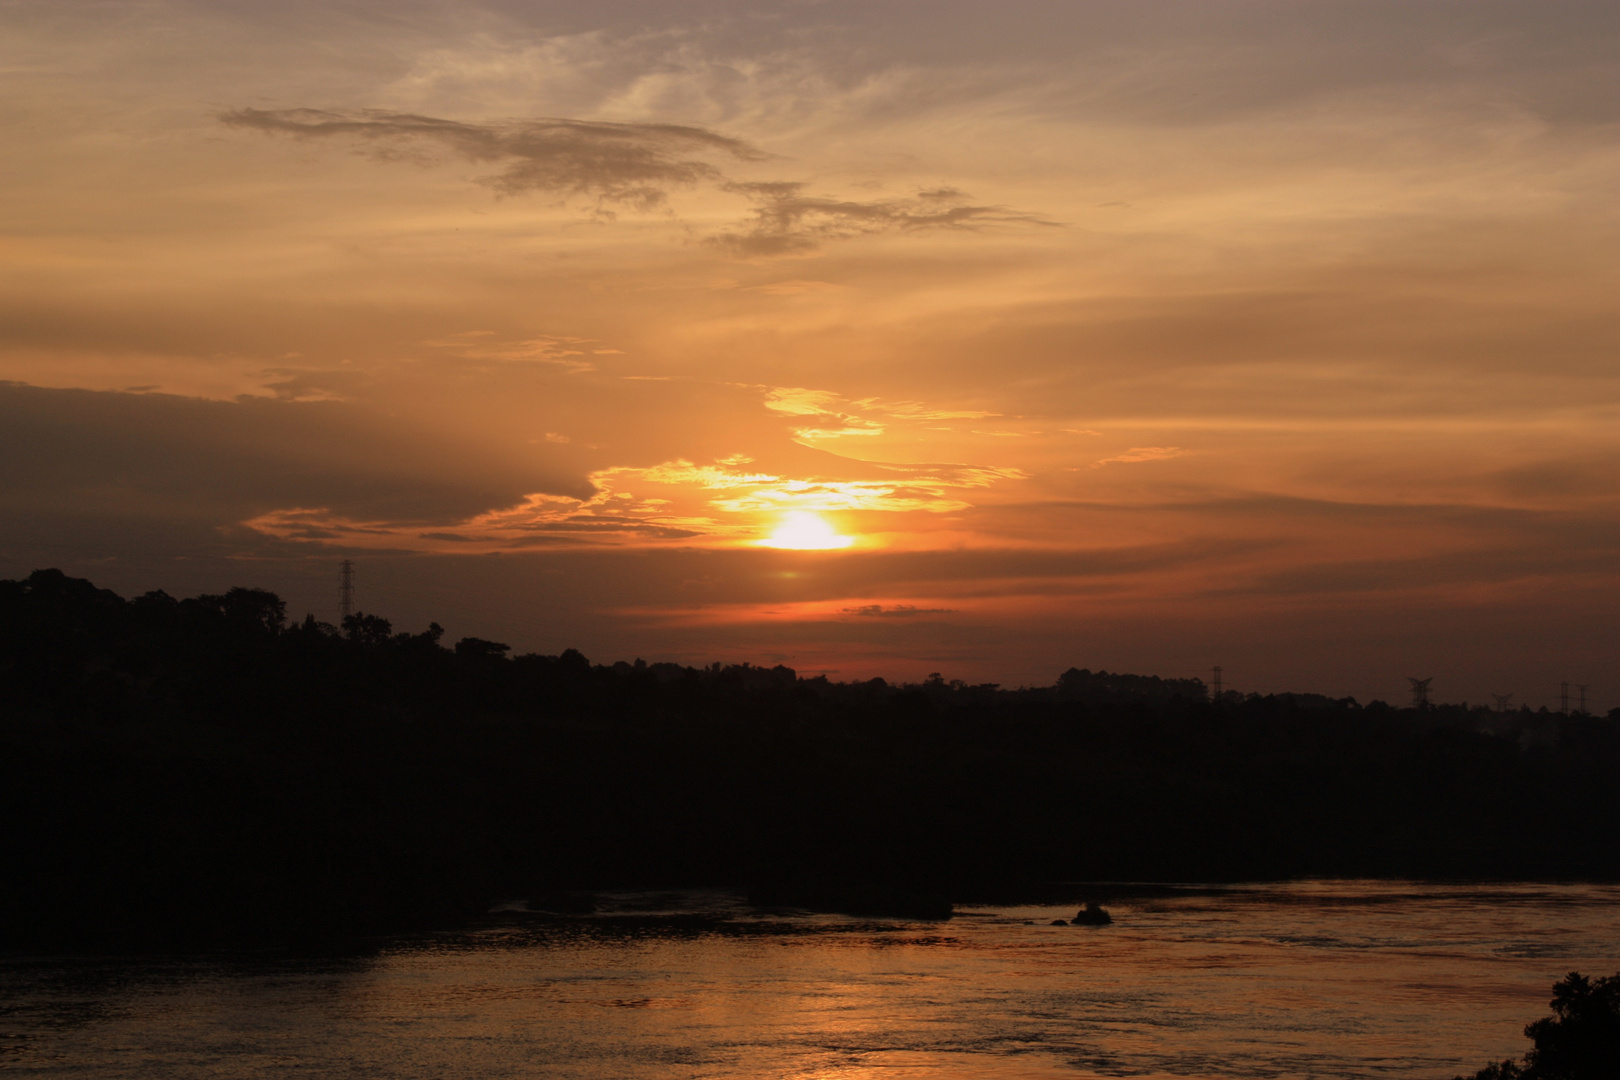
[1458,972,1620,1080]
[4,568,1620,949]
[455,636,511,659]
[197,587,287,633]
[341,611,392,645]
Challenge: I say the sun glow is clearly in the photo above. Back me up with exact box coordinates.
[759,511,854,550]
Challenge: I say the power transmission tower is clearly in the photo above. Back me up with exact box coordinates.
[1576,684,1589,715]
[1489,692,1514,713]
[339,559,355,623]
[1407,677,1432,709]
[1211,665,1223,703]
[1560,682,1569,714]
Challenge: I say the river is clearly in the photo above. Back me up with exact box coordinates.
[3,881,1617,1078]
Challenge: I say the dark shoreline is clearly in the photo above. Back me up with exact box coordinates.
[6,878,1616,963]
[4,569,1617,951]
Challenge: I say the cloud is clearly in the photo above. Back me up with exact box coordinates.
[221,107,764,209]
[841,604,956,618]
[387,454,1032,551]
[763,386,998,440]
[0,381,587,559]
[1490,453,1620,500]
[248,483,715,551]
[1092,446,1186,468]
[706,463,1026,515]
[763,386,884,438]
[600,456,1023,519]
[1231,534,1620,599]
[223,107,1055,253]
[711,182,1060,256]
[635,461,782,489]
[423,332,603,372]
[744,280,844,295]
[859,398,999,422]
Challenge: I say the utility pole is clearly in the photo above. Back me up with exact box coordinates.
[339,559,355,624]
[1560,682,1569,714]
[1576,684,1589,715]
[1407,677,1432,709]
[1490,692,1514,713]
[1211,665,1223,704]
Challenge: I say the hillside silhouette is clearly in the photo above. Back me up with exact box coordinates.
[2,569,1617,948]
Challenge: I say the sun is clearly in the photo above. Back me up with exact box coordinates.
[759,511,854,550]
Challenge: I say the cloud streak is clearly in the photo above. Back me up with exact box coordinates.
[712,182,1059,256]
[764,386,998,440]
[222,107,1054,252]
[1092,446,1186,468]
[0,381,589,557]
[842,604,956,618]
[221,107,763,210]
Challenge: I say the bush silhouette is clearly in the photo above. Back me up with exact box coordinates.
[1458,972,1620,1080]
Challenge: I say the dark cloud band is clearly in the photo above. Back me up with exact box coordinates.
[221,107,764,209]
[222,106,1054,251]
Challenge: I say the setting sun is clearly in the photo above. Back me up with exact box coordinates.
[759,511,854,550]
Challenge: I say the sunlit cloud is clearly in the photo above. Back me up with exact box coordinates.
[763,386,884,438]
[1092,446,1187,468]
[710,470,1022,516]
[635,460,781,489]
[841,604,956,618]
[867,400,1000,422]
[763,386,1000,441]
[241,451,1029,553]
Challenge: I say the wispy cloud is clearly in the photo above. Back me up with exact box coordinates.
[221,107,763,209]
[710,182,1059,256]
[1092,446,1187,468]
[764,386,998,440]
[708,463,1026,515]
[0,382,591,558]
[422,331,603,372]
[222,107,1053,253]
[841,604,956,618]
[763,386,884,438]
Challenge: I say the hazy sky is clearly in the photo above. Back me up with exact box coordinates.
[4,0,1616,704]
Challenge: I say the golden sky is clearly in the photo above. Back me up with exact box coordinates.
[3,1,1616,703]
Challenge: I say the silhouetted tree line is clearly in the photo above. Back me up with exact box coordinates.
[2,569,1617,948]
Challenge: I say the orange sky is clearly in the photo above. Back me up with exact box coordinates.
[3,1,1616,705]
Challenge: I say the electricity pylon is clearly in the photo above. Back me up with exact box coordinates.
[339,559,355,623]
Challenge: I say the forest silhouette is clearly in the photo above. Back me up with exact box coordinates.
[2,569,1617,948]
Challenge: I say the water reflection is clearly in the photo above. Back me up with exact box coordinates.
[3,882,1617,1078]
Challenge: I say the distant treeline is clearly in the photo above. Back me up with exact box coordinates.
[2,569,1617,948]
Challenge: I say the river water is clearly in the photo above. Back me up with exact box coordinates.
[3,881,1617,1079]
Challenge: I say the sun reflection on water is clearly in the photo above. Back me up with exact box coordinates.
[5,882,1619,1079]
